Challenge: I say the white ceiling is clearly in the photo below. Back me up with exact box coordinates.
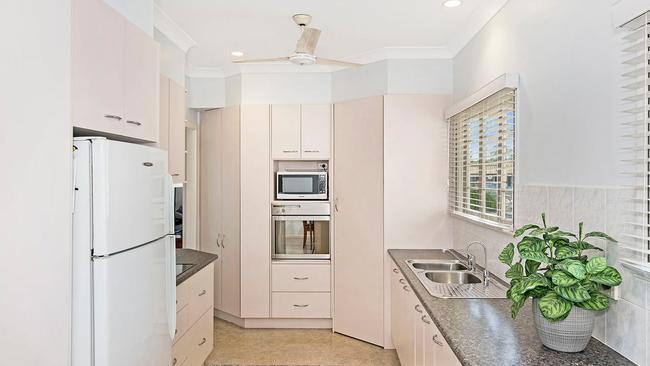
[155,0,509,73]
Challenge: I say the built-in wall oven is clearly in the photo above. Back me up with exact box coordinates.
[276,170,328,200]
[272,202,330,260]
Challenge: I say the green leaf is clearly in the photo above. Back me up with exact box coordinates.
[584,231,617,242]
[544,269,559,278]
[499,243,515,266]
[530,226,559,237]
[588,266,622,286]
[557,259,587,280]
[518,237,546,253]
[510,296,527,319]
[576,291,610,311]
[511,273,550,296]
[520,250,551,264]
[552,271,580,287]
[525,260,541,276]
[586,257,608,274]
[553,230,577,239]
[571,241,604,251]
[525,286,550,299]
[555,245,581,260]
[538,292,573,321]
[505,263,524,279]
[554,285,592,302]
[514,224,540,238]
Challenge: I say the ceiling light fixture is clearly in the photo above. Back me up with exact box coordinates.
[231,51,244,57]
[443,0,462,7]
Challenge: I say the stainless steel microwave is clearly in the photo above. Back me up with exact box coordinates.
[276,171,328,200]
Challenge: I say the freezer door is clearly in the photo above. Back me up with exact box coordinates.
[91,139,172,255]
[93,236,175,366]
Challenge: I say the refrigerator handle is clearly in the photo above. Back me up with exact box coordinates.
[167,235,176,341]
[166,174,174,235]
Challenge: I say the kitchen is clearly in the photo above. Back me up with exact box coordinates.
[3,0,650,366]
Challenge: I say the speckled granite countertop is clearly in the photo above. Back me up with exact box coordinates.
[176,249,218,286]
[388,249,633,366]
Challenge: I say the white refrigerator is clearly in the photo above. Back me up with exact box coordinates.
[72,137,175,366]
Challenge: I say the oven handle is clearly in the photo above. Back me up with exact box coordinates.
[272,215,330,222]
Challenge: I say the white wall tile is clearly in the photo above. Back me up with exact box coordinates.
[607,299,646,364]
[574,188,606,233]
[546,186,574,231]
[515,185,548,228]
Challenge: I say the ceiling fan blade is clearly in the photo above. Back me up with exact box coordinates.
[295,28,321,55]
[232,57,291,64]
[315,57,361,68]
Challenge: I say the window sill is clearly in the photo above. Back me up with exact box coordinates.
[449,211,514,236]
[619,259,650,280]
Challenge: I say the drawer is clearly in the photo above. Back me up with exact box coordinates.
[174,304,191,344]
[173,309,213,366]
[272,263,330,292]
[176,263,214,322]
[272,292,331,318]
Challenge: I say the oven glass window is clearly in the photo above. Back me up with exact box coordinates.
[274,219,330,257]
[281,175,315,194]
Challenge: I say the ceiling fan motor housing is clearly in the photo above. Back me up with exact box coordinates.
[292,14,312,27]
[290,53,316,65]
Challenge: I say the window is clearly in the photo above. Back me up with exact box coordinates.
[448,87,516,230]
[620,12,650,264]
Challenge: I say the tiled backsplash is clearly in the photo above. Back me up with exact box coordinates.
[452,184,649,365]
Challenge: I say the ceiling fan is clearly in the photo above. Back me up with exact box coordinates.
[232,14,361,68]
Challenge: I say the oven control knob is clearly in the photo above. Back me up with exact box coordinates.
[282,208,286,213]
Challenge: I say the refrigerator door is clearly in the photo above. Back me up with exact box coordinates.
[93,236,175,366]
[91,139,172,256]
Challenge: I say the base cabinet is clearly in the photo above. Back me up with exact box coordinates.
[391,260,461,366]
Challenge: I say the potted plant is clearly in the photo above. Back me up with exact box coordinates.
[499,213,622,352]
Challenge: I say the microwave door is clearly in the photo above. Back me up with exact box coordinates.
[272,216,330,259]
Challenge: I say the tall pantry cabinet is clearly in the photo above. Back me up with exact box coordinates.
[199,106,271,319]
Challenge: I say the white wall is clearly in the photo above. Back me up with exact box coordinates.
[240,73,332,104]
[155,30,186,87]
[103,0,153,35]
[0,1,72,365]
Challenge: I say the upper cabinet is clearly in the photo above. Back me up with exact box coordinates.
[159,76,186,183]
[71,0,159,143]
[271,104,331,160]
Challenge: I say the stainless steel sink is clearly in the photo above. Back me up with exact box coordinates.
[407,259,468,271]
[424,271,482,284]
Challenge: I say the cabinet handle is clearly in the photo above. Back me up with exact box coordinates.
[282,150,299,153]
[293,304,309,308]
[414,304,422,313]
[392,268,399,273]
[126,120,142,126]
[421,315,431,324]
[293,277,309,280]
[172,357,177,365]
[304,150,320,153]
[198,337,207,346]
[399,279,406,284]
[432,334,444,347]
[104,114,122,121]
[402,285,410,292]
[216,234,221,248]
[221,234,226,248]
[172,173,180,176]
[198,289,207,296]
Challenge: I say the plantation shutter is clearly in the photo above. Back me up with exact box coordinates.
[448,88,515,230]
[620,12,650,267]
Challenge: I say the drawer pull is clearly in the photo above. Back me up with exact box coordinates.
[198,337,207,346]
[432,334,444,347]
[172,173,180,176]
[104,114,122,121]
[282,150,299,153]
[172,357,177,365]
[126,120,142,126]
[293,277,309,280]
[402,285,410,292]
[392,268,399,273]
[304,150,320,153]
[414,304,422,313]
[399,279,406,284]
[421,315,431,325]
[293,304,310,308]
[198,289,207,296]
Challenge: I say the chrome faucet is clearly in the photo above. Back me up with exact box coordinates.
[465,241,490,286]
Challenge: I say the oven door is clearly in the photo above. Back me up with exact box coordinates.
[272,215,330,259]
[277,173,327,200]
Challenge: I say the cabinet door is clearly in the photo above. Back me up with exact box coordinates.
[159,76,171,151]
[168,80,186,183]
[123,20,159,142]
[301,104,331,159]
[199,109,223,310]
[391,265,406,358]
[71,0,125,134]
[333,96,384,346]
[415,310,430,366]
[219,106,241,317]
[271,105,301,159]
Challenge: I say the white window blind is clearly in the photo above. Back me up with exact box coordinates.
[448,88,515,230]
[620,12,650,265]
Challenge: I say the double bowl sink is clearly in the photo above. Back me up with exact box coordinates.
[405,256,507,299]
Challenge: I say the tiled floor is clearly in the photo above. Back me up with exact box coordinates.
[204,318,400,366]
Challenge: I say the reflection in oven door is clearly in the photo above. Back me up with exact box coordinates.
[273,216,330,259]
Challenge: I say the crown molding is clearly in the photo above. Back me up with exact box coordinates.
[154,4,196,53]
[346,47,453,64]
[612,0,648,28]
[446,0,510,57]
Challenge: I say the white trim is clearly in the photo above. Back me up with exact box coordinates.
[445,73,520,119]
[346,47,453,64]
[154,4,196,53]
[612,1,649,28]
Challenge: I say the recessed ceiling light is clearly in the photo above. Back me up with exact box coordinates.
[231,51,244,57]
[443,0,462,7]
